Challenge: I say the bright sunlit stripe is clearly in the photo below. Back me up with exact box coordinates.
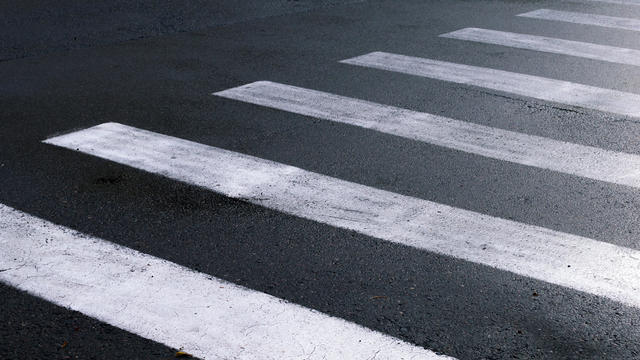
[0,203,449,360]
[440,27,640,66]
[341,51,640,118]
[44,122,640,310]
[518,9,640,32]
[215,81,640,188]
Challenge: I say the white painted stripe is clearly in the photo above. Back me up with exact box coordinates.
[440,28,640,67]
[214,81,640,188]
[0,203,449,360]
[340,51,640,118]
[576,0,640,5]
[518,9,640,32]
[44,123,640,310]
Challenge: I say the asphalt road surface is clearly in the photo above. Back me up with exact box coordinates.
[3,0,640,359]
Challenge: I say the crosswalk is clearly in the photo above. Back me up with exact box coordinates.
[42,121,640,309]
[341,51,640,119]
[578,0,640,5]
[215,81,640,188]
[518,9,640,32]
[0,204,447,360]
[440,28,640,66]
[3,1,640,358]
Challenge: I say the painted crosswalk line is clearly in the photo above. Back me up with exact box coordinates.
[440,28,640,67]
[44,123,640,309]
[576,0,640,5]
[0,203,450,360]
[340,51,640,118]
[215,81,640,189]
[518,9,640,32]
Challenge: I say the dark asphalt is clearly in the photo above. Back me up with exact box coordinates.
[0,0,364,61]
[3,0,640,358]
[0,284,177,359]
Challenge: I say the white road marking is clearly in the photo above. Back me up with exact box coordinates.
[440,28,640,67]
[518,9,640,32]
[44,123,640,309]
[0,203,450,360]
[575,0,640,5]
[214,81,640,188]
[340,51,640,118]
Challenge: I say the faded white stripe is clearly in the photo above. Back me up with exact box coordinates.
[576,0,640,5]
[440,28,640,66]
[44,123,640,309]
[518,9,640,32]
[340,51,640,118]
[214,81,640,188]
[0,203,448,360]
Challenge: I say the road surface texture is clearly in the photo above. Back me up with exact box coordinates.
[3,0,640,358]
